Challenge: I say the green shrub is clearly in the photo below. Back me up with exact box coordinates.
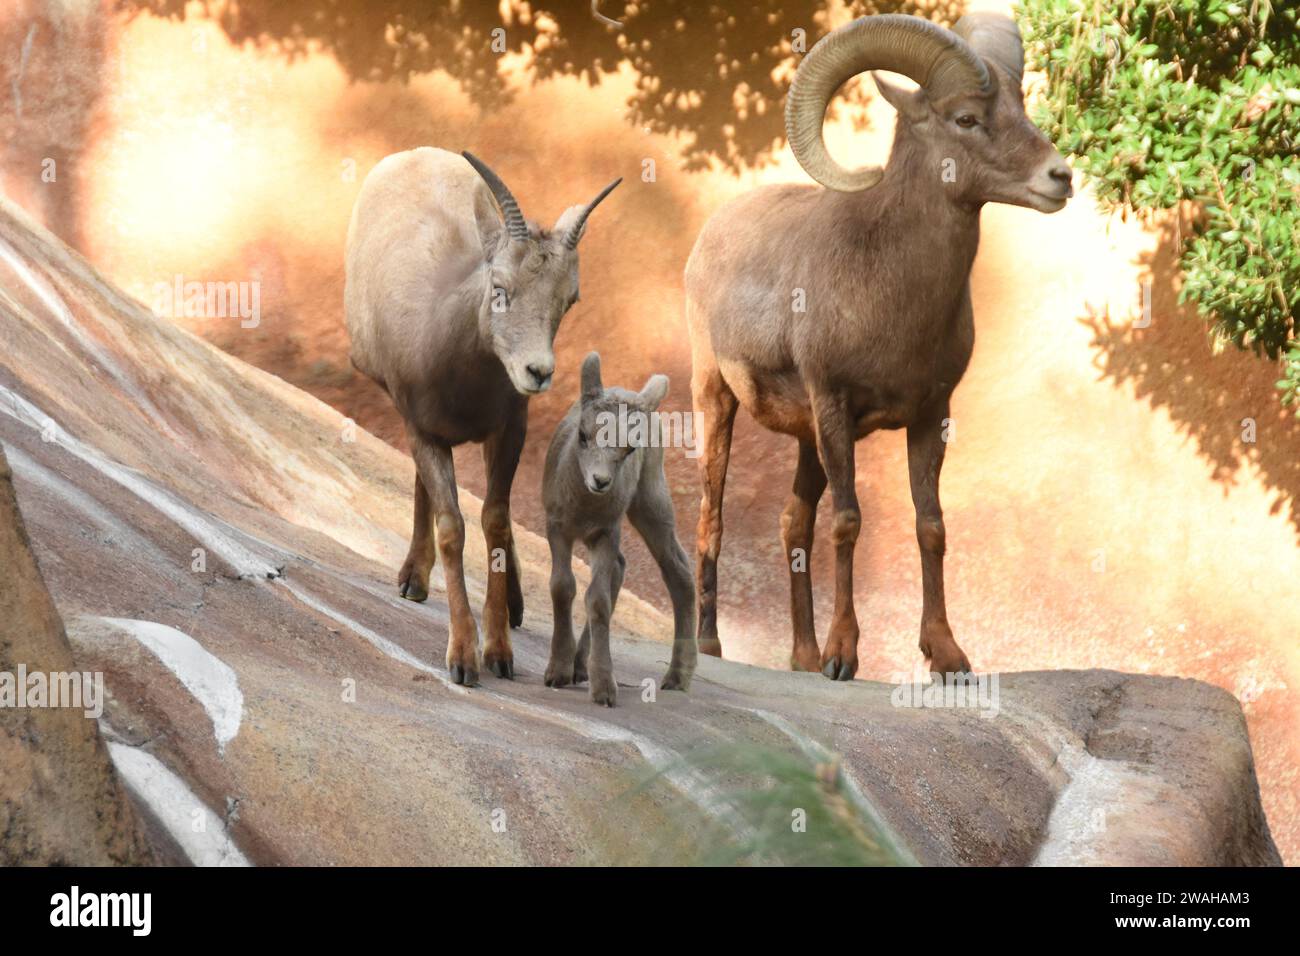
[1017,0,1300,413]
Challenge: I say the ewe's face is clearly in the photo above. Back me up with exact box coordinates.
[485,236,579,396]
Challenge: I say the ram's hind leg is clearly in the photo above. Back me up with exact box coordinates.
[692,343,738,658]
[398,472,435,602]
[783,440,826,672]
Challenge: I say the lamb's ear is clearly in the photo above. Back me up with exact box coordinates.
[638,374,668,412]
[580,352,603,402]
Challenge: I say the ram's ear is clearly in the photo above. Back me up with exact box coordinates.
[637,374,668,412]
[580,351,603,402]
[873,72,930,123]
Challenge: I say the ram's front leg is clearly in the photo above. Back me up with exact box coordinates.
[906,399,972,681]
[584,531,621,707]
[811,390,861,681]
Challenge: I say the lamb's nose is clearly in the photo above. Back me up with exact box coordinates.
[591,474,611,492]
[526,363,553,391]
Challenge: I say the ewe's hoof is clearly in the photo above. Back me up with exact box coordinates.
[399,581,428,602]
[486,656,515,680]
[448,663,479,687]
[697,638,723,658]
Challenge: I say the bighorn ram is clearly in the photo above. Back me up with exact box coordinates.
[686,14,1073,679]
[345,147,619,685]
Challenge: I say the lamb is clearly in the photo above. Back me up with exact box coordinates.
[541,352,696,707]
[685,13,1074,680]
[345,147,619,685]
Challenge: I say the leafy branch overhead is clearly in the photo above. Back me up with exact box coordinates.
[121,0,962,172]
[1018,0,1300,412]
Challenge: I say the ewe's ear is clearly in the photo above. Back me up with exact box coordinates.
[873,72,930,123]
[554,203,589,247]
[638,374,668,412]
[580,352,603,402]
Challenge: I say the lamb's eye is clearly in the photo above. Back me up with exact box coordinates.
[955,113,979,129]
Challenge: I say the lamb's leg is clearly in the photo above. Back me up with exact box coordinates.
[782,440,827,672]
[573,550,621,685]
[811,390,860,681]
[544,527,579,687]
[907,399,972,681]
[629,454,697,691]
[397,472,435,602]
[691,349,738,658]
[481,404,526,679]
[409,430,479,686]
[585,530,621,707]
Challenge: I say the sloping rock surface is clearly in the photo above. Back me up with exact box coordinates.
[0,199,1279,865]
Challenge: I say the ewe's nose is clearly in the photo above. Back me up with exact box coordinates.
[525,361,553,392]
[1047,162,1074,196]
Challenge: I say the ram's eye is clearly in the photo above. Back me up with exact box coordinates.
[955,113,979,129]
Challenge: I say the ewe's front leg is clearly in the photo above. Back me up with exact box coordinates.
[584,532,621,707]
[906,401,972,681]
[481,412,526,679]
[811,390,861,681]
[544,528,579,687]
[398,473,435,602]
[409,433,479,686]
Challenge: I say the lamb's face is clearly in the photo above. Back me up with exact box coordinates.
[575,396,647,495]
[574,352,669,496]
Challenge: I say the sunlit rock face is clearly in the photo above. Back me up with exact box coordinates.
[0,1,1295,863]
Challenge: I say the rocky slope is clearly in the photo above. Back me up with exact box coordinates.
[0,197,1280,865]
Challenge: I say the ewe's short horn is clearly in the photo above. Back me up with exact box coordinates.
[462,151,529,241]
[953,12,1024,88]
[564,177,622,250]
[785,14,990,192]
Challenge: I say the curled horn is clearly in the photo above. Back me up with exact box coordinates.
[785,14,990,192]
[952,12,1025,88]
[462,151,529,242]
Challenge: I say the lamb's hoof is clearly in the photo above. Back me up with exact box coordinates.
[487,656,515,680]
[399,580,428,603]
[697,638,723,658]
[590,677,617,708]
[572,661,588,685]
[820,656,857,681]
[660,670,691,692]
[544,658,573,687]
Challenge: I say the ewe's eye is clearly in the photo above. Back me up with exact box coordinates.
[491,286,510,312]
[955,113,979,129]
[578,431,588,448]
